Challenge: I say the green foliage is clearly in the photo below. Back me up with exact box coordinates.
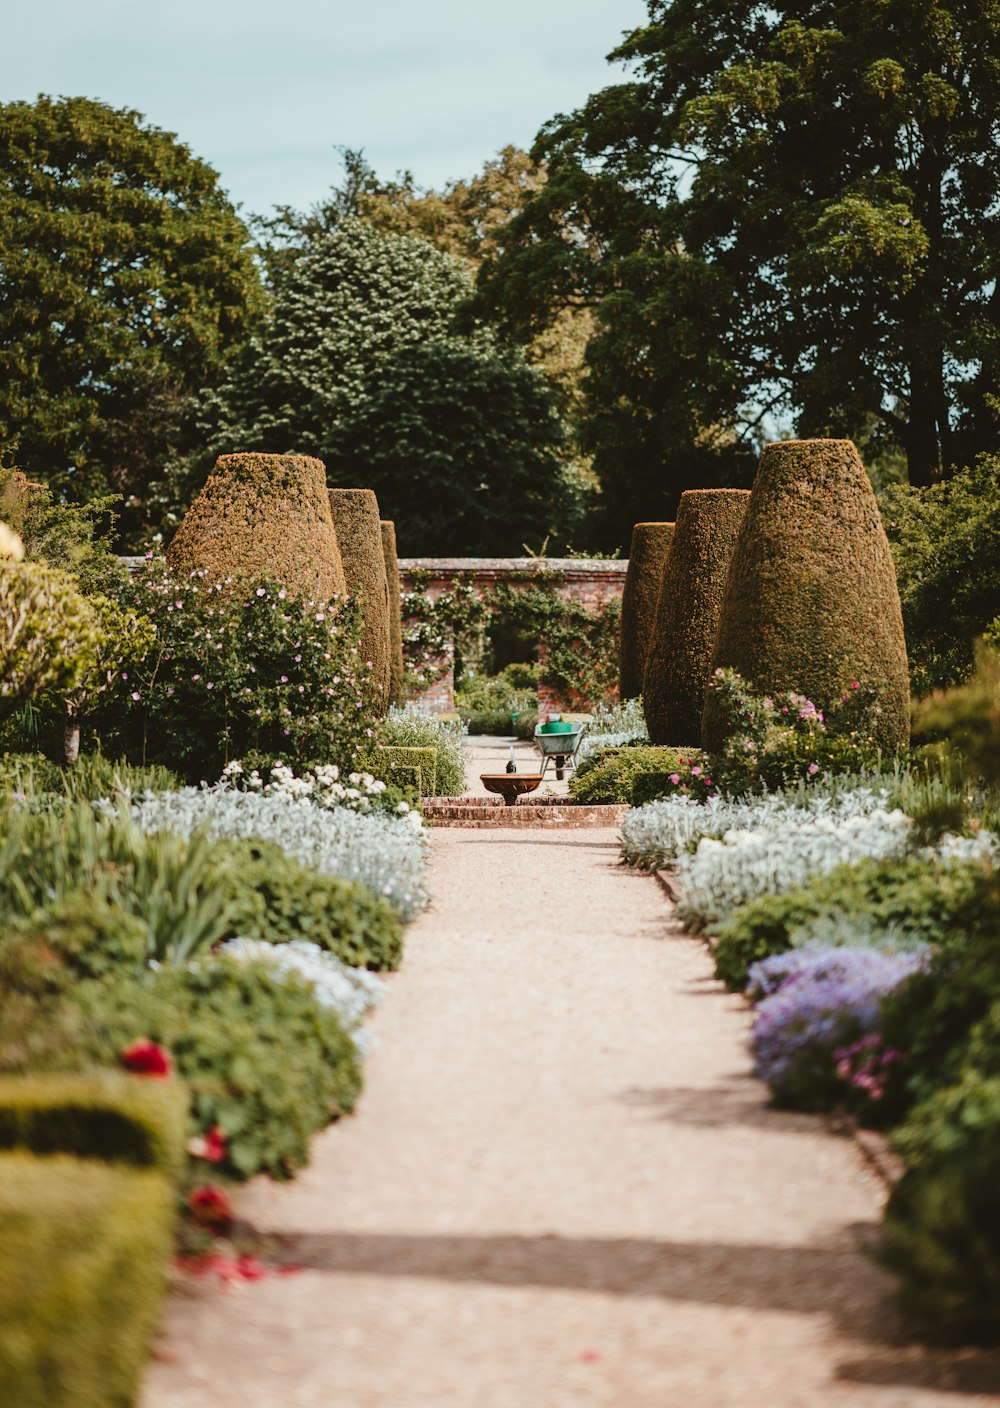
[0,752,179,803]
[218,838,403,971]
[373,746,437,798]
[104,561,376,781]
[378,709,467,794]
[478,3,1000,524]
[619,522,674,700]
[0,1153,173,1408]
[75,959,361,1180]
[0,95,262,525]
[885,1070,1000,1343]
[0,751,63,796]
[329,489,391,713]
[0,467,126,597]
[712,856,986,993]
[881,458,1000,691]
[381,521,406,706]
[183,217,576,554]
[0,561,104,727]
[569,745,692,805]
[455,664,536,735]
[915,646,1000,786]
[0,1072,187,1179]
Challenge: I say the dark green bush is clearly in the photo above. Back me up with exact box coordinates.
[373,744,437,796]
[74,957,361,1180]
[569,745,689,804]
[0,1153,174,1408]
[712,855,987,992]
[376,710,466,793]
[885,1068,1000,1343]
[0,1072,187,1179]
[218,838,403,970]
[0,894,147,992]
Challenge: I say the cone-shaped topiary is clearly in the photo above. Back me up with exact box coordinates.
[380,521,406,707]
[643,490,751,746]
[703,439,909,754]
[618,522,674,700]
[329,489,391,715]
[166,453,347,599]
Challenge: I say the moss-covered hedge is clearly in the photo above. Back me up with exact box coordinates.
[703,440,909,754]
[374,744,437,797]
[0,1072,187,1179]
[328,489,391,716]
[619,522,674,701]
[0,1152,174,1408]
[643,489,751,746]
[381,520,406,706]
[167,452,347,600]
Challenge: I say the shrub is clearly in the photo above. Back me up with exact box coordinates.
[130,786,430,920]
[105,562,375,781]
[166,451,347,600]
[220,939,382,1035]
[329,488,391,715]
[379,707,467,794]
[711,854,983,991]
[381,520,406,705]
[0,1072,187,1178]
[619,521,674,700]
[373,745,437,797]
[884,1070,1000,1342]
[455,665,535,734]
[218,837,403,970]
[0,1153,174,1408]
[569,745,706,805]
[704,439,909,754]
[577,696,649,762]
[0,560,103,728]
[749,945,924,1110]
[643,489,750,746]
[75,956,361,1180]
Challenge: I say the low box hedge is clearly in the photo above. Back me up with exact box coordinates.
[374,745,437,797]
[0,1072,188,1180]
[0,1152,174,1408]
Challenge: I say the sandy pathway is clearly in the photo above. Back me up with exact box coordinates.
[143,810,1000,1406]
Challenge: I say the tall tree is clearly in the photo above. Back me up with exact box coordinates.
[0,96,263,512]
[478,0,1000,519]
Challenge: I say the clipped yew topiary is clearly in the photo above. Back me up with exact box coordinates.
[702,440,910,754]
[643,490,751,746]
[381,520,406,706]
[329,489,391,715]
[167,453,347,600]
[619,522,674,700]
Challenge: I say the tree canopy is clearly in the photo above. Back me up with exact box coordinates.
[188,217,581,555]
[0,95,263,511]
[477,0,1000,541]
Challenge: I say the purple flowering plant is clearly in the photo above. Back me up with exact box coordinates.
[103,560,378,781]
[747,944,925,1111]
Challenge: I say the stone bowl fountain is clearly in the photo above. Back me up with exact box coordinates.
[479,773,544,806]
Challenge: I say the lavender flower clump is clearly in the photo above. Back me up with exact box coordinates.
[748,944,926,1109]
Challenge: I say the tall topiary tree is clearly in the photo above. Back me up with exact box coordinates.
[166,453,346,600]
[619,522,674,700]
[703,439,910,753]
[329,490,391,716]
[380,521,406,707]
[643,490,750,745]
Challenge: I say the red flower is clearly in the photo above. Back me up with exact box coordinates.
[120,1039,173,1078]
[188,1184,234,1231]
[188,1124,228,1164]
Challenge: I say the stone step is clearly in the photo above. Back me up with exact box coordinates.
[421,799,628,828]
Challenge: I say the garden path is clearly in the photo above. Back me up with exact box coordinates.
[143,741,1000,1408]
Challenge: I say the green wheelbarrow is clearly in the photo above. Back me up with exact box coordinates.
[533,721,587,781]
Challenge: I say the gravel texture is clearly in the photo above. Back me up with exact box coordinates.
[143,800,1000,1406]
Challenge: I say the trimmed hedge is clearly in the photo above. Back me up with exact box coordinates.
[381,520,406,706]
[167,452,347,600]
[643,489,750,746]
[329,489,392,715]
[0,1072,187,1179]
[703,439,910,754]
[619,522,674,701]
[375,744,437,797]
[569,745,687,805]
[0,1152,174,1408]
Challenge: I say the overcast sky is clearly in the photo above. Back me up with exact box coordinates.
[3,1,644,218]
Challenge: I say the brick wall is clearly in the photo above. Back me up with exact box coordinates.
[399,558,628,716]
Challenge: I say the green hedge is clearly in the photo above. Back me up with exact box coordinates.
[0,1152,174,1408]
[0,1072,187,1180]
[569,746,688,805]
[374,745,437,797]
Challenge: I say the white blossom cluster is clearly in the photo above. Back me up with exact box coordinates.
[221,759,406,815]
[221,938,382,1043]
[130,787,430,920]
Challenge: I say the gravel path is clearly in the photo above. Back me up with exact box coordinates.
[143,793,1000,1405]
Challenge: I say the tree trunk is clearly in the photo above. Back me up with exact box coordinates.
[63,718,81,767]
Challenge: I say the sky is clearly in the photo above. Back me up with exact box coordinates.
[3,0,645,219]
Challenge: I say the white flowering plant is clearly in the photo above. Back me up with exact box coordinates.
[220,758,419,819]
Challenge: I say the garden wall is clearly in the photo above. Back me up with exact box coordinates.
[399,558,628,714]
